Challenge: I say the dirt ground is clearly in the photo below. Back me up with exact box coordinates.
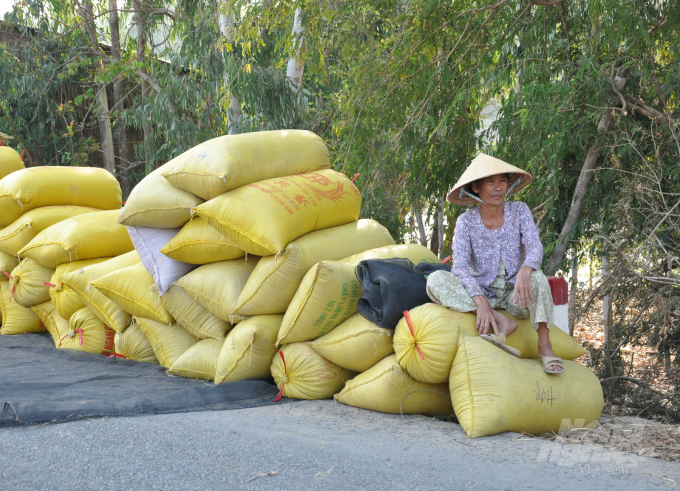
[573,298,677,392]
[549,298,680,463]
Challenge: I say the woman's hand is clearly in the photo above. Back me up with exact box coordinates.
[513,266,534,309]
[472,295,497,334]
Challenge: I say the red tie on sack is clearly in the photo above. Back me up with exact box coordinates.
[3,272,15,302]
[403,310,424,360]
[274,350,287,402]
[61,328,84,346]
[442,256,452,264]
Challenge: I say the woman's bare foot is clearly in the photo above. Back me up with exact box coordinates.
[492,310,518,337]
[537,323,564,373]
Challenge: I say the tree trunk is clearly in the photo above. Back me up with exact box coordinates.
[79,1,114,174]
[568,245,578,336]
[446,212,455,257]
[96,84,115,173]
[79,0,98,51]
[132,0,154,174]
[413,205,427,246]
[602,254,612,345]
[437,193,445,258]
[545,67,629,274]
[220,9,241,134]
[430,208,439,256]
[109,0,131,199]
[286,9,305,91]
[602,254,614,377]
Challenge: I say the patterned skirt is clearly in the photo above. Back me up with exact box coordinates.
[426,261,554,330]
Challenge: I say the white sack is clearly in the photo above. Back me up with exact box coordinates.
[126,226,196,295]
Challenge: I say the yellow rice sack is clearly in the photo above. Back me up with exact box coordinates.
[0,250,19,280]
[90,263,174,323]
[9,258,54,308]
[307,313,394,372]
[48,258,111,320]
[113,321,158,363]
[492,312,587,360]
[30,301,70,348]
[450,332,604,438]
[234,220,395,316]
[0,282,45,334]
[195,169,361,256]
[161,284,231,339]
[117,163,204,228]
[393,304,462,384]
[0,166,122,227]
[159,217,244,264]
[270,343,357,400]
[0,146,25,180]
[335,355,453,416]
[0,282,44,334]
[61,251,141,333]
[175,256,260,323]
[215,314,283,384]
[168,338,224,381]
[62,307,116,355]
[394,304,587,384]
[278,244,440,345]
[0,206,100,256]
[162,130,330,200]
[136,316,199,368]
[19,210,134,268]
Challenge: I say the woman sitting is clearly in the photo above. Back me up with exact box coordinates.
[426,153,564,374]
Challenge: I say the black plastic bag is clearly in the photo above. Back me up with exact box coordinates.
[355,258,451,329]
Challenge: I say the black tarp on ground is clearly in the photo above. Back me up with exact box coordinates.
[0,333,286,427]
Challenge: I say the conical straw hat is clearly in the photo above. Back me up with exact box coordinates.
[446,153,532,205]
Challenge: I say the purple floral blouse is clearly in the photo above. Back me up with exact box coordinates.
[452,201,543,298]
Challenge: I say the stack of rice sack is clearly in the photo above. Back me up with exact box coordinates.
[0,162,127,357]
[0,145,24,329]
[270,243,455,410]
[334,302,605,437]
[57,251,162,360]
[104,130,396,381]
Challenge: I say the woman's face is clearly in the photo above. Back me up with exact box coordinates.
[471,174,508,206]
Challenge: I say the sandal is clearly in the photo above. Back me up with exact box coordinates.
[541,356,565,374]
[480,333,521,358]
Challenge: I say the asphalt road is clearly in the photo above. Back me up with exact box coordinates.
[1,400,678,490]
